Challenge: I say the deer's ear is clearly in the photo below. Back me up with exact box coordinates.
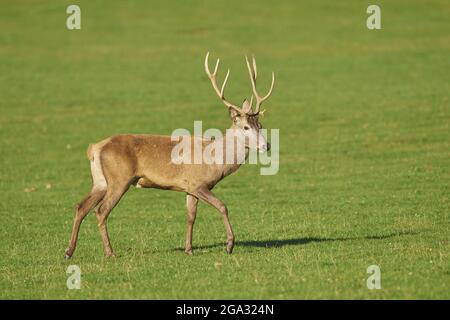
[229,108,240,119]
[242,99,252,114]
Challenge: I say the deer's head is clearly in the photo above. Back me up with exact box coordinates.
[205,52,275,153]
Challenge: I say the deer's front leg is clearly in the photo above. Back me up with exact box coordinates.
[196,188,235,254]
[185,194,198,255]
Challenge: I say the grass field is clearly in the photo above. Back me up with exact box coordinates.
[0,0,449,299]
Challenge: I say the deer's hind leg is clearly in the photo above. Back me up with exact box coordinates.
[94,150,135,257]
[184,194,199,255]
[65,157,108,259]
[94,182,129,258]
[65,187,106,259]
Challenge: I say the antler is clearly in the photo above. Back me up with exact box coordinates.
[245,55,275,115]
[204,52,243,114]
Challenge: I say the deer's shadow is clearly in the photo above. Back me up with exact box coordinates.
[172,231,417,252]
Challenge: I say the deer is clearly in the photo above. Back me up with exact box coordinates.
[65,52,275,258]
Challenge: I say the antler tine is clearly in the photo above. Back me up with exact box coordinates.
[213,58,220,75]
[252,55,257,79]
[245,55,257,93]
[205,52,242,114]
[245,55,275,114]
[264,72,275,100]
[221,69,230,96]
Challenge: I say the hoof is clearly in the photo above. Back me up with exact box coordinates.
[226,243,234,254]
[185,249,193,256]
[105,253,116,258]
[64,249,72,259]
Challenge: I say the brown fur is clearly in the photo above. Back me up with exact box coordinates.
[65,53,274,258]
[65,132,247,258]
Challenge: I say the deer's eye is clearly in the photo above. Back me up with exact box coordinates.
[244,126,250,131]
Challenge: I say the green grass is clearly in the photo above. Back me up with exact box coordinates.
[0,0,449,299]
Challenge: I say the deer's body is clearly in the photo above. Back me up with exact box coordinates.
[89,133,245,193]
[65,53,274,258]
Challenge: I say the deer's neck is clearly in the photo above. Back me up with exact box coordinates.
[219,128,249,178]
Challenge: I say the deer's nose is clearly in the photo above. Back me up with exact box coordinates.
[260,143,270,153]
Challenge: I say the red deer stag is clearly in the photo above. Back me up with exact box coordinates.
[65,52,275,258]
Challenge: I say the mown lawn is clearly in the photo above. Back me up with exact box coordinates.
[0,0,449,299]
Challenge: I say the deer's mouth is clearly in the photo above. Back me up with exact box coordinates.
[254,142,270,153]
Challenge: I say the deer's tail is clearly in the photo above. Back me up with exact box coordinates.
[86,140,110,190]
